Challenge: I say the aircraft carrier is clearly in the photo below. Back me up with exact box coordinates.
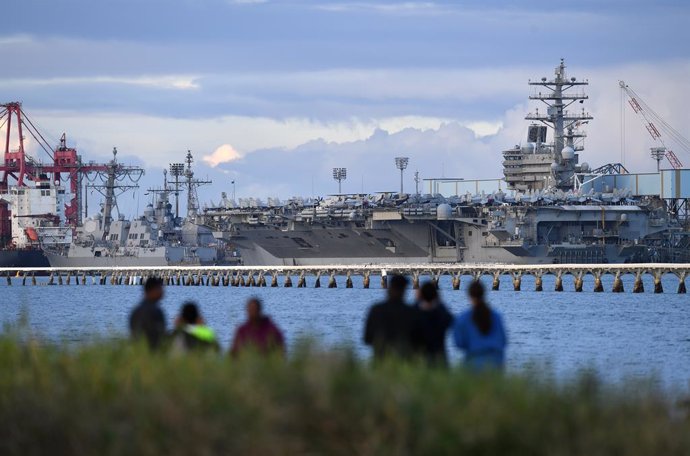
[200,60,690,266]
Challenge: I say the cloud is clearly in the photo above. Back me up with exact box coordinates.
[206,121,503,200]
[315,2,443,14]
[29,111,490,168]
[0,34,33,46]
[203,144,243,167]
[0,75,200,90]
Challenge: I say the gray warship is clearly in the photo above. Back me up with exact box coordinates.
[45,151,228,267]
[201,60,690,266]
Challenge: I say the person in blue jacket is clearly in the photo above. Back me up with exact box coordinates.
[453,280,507,371]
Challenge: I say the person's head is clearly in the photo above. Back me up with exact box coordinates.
[180,302,200,325]
[144,277,164,302]
[468,280,492,335]
[246,297,263,322]
[419,282,438,303]
[467,279,485,307]
[387,274,408,301]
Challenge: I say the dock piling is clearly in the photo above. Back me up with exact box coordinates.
[593,273,603,292]
[511,272,521,291]
[492,272,500,291]
[612,272,624,293]
[633,272,644,293]
[554,272,563,292]
[574,272,584,293]
[412,272,420,289]
[653,272,663,294]
[678,272,687,294]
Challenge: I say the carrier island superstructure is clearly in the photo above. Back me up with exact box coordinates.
[199,60,690,266]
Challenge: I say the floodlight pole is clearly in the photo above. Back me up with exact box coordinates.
[332,167,347,194]
[169,162,185,219]
[395,157,409,194]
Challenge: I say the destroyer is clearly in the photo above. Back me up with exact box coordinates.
[45,151,229,267]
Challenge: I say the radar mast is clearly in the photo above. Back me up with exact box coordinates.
[524,59,593,189]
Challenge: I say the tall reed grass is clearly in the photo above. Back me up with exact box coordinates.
[0,335,688,455]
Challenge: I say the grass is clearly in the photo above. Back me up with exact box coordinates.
[0,335,689,456]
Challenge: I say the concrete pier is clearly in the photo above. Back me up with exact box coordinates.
[1,263,689,293]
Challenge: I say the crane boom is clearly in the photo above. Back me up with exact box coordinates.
[619,81,687,170]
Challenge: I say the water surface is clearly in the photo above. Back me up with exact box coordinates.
[2,273,689,389]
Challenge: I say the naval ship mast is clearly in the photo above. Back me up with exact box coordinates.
[85,147,144,240]
[517,59,593,190]
[183,150,211,221]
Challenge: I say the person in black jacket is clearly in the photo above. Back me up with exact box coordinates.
[414,282,453,367]
[363,274,418,361]
[129,277,166,350]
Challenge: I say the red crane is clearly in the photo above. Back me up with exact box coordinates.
[619,82,687,170]
[0,101,110,226]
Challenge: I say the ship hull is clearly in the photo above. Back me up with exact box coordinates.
[0,249,50,268]
[233,226,431,266]
[44,244,226,268]
[44,253,223,268]
[233,223,654,266]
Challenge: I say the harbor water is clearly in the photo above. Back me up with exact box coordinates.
[2,273,689,389]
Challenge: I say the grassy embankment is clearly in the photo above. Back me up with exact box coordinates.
[1,335,689,456]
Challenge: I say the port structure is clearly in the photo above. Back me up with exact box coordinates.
[1,263,688,294]
[169,162,185,219]
[332,167,347,194]
[395,157,409,194]
[619,81,687,170]
[0,102,143,227]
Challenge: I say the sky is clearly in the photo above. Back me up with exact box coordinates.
[2,0,690,215]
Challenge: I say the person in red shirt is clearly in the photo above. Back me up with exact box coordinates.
[230,297,285,357]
